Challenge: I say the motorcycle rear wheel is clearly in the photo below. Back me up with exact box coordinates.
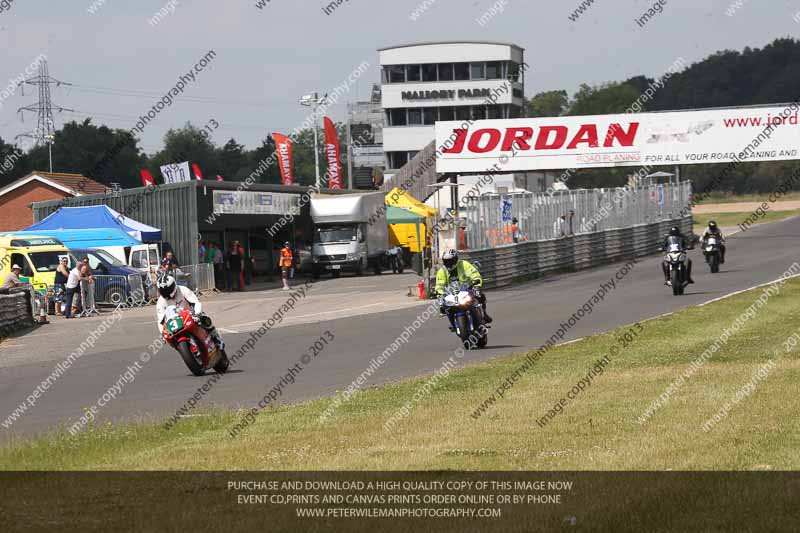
[177,338,205,376]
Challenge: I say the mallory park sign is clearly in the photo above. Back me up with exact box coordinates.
[401,88,493,101]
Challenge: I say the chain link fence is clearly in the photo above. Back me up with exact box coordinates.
[460,181,692,251]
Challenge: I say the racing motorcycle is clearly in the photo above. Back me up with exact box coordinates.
[703,235,722,274]
[162,305,229,376]
[442,284,488,349]
[664,242,689,296]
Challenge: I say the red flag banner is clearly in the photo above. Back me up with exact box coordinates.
[140,169,155,187]
[216,174,224,182]
[273,133,294,186]
[191,163,204,180]
[323,117,343,189]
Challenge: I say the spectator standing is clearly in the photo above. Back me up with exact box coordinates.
[568,210,576,236]
[161,251,179,273]
[511,217,520,244]
[198,240,207,264]
[54,257,70,315]
[211,243,223,288]
[237,241,252,286]
[79,263,96,315]
[279,241,293,290]
[554,215,568,238]
[63,263,82,319]
[227,242,243,291]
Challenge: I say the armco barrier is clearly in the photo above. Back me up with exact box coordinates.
[0,287,35,336]
[460,217,692,289]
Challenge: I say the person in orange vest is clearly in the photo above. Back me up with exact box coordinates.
[511,217,520,243]
[279,241,294,291]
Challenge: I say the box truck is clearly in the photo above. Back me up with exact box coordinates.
[310,192,390,278]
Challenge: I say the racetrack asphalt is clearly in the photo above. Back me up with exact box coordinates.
[1,216,798,439]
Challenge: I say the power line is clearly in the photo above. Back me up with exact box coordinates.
[67,83,304,109]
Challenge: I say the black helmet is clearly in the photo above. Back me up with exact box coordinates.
[708,220,717,229]
[157,274,177,299]
[669,226,681,236]
[442,249,459,271]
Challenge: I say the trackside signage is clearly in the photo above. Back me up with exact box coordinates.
[434,104,800,173]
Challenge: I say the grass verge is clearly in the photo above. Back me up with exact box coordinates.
[693,209,800,231]
[2,278,800,471]
[695,191,800,204]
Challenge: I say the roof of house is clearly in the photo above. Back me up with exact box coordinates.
[0,171,108,198]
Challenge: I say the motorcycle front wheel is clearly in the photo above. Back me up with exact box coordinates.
[456,314,473,350]
[710,253,720,273]
[671,269,681,296]
[213,349,230,374]
[177,338,205,376]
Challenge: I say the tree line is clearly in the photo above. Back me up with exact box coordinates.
[526,37,800,194]
[2,37,799,195]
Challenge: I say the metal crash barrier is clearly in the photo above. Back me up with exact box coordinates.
[460,216,693,289]
[175,264,218,295]
[461,181,692,251]
[86,275,149,310]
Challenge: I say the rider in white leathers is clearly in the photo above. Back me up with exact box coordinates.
[156,275,223,347]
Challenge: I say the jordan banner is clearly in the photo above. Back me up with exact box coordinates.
[323,117,343,189]
[434,104,800,173]
[273,133,294,186]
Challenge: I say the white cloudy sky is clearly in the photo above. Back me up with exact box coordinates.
[0,0,796,153]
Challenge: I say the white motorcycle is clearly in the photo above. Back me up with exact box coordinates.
[703,236,722,274]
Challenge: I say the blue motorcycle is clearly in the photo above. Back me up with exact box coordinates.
[442,284,489,349]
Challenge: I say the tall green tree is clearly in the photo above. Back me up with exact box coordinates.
[218,138,247,181]
[526,90,569,118]
[149,123,220,182]
[9,120,145,188]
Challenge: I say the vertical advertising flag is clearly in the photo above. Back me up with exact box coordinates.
[323,117,343,189]
[273,133,294,186]
[140,169,155,187]
[191,162,204,181]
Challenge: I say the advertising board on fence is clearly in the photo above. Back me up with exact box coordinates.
[212,191,299,216]
[435,104,800,173]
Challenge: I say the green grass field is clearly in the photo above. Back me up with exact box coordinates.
[2,278,800,471]
[696,191,800,204]
[693,209,800,231]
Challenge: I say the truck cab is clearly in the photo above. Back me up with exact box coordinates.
[312,223,367,277]
[310,193,389,278]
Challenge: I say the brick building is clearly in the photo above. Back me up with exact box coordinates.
[0,172,108,231]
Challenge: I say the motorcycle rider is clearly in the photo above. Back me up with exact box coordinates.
[661,226,694,285]
[701,220,726,263]
[156,274,224,348]
[435,249,492,323]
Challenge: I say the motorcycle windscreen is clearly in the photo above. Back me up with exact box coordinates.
[668,243,682,252]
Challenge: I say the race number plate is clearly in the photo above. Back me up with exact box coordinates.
[166,317,184,334]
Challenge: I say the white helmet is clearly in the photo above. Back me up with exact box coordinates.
[157,274,177,299]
